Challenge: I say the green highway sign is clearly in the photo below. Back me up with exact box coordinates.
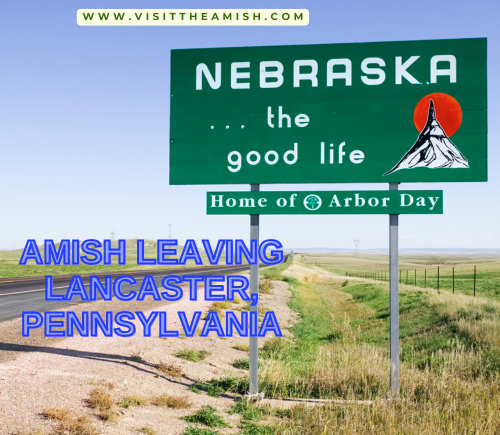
[170,38,487,185]
[206,190,443,215]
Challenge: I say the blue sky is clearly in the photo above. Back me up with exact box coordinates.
[0,0,498,250]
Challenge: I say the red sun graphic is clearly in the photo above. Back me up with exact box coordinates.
[413,93,462,137]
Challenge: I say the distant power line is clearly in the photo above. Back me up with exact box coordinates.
[354,238,360,257]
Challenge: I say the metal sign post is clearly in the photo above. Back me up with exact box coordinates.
[389,182,399,398]
[247,183,262,400]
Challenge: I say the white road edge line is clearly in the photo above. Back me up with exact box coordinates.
[0,266,249,298]
[0,286,68,297]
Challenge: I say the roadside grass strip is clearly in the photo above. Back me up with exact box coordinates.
[245,264,500,433]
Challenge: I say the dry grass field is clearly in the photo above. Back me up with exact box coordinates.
[221,256,500,434]
[301,252,500,301]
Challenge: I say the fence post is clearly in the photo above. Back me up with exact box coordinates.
[474,266,476,297]
[437,266,440,291]
[453,267,455,294]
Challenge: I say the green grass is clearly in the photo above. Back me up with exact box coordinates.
[175,349,210,362]
[228,401,264,421]
[238,422,278,435]
[187,383,204,394]
[181,406,230,428]
[340,283,457,368]
[0,239,234,278]
[336,282,500,374]
[227,401,286,434]
[261,337,288,357]
[182,427,219,435]
[256,269,500,400]
[232,358,249,370]
[207,377,246,396]
[260,257,292,281]
[185,378,246,398]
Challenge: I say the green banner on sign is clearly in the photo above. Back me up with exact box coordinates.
[206,191,443,215]
[170,38,487,185]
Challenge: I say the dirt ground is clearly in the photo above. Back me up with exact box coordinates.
[0,274,295,435]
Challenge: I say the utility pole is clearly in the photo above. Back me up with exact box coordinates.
[169,224,172,239]
[111,231,115,248]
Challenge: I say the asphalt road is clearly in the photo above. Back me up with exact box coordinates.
[0,264,254,323]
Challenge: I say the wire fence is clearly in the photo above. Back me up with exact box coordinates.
[344,266,476,295]
[306,262,499,298]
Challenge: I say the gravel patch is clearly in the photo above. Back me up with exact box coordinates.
[0,274,294,435]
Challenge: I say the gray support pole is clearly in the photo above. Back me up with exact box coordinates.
[389,183,399,398]
[249,184,260,398]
